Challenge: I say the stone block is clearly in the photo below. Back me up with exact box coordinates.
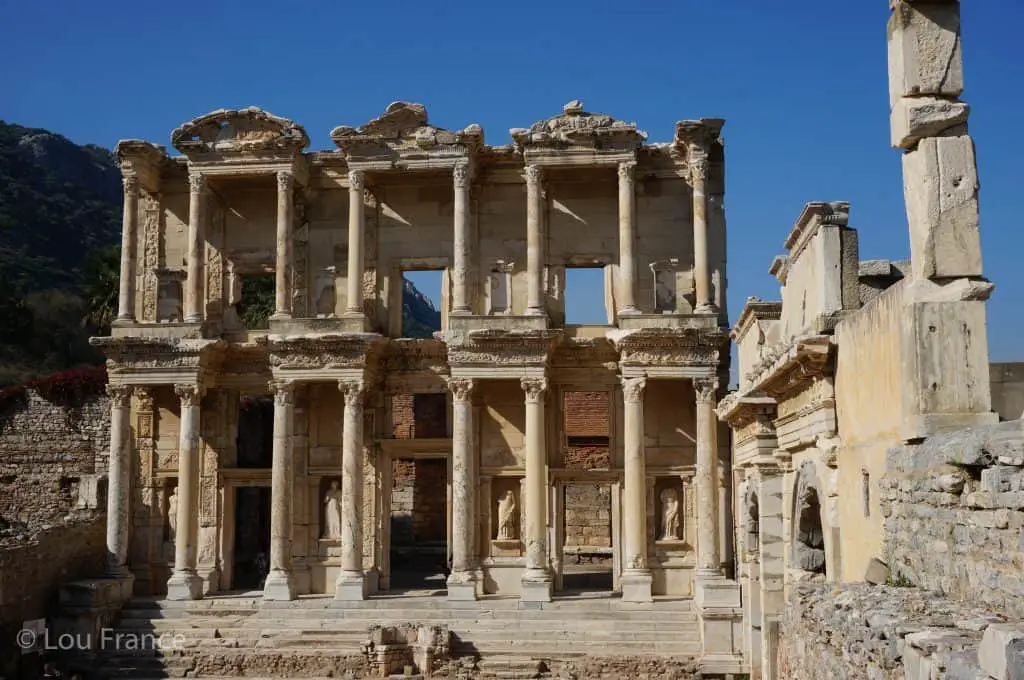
[864,557,889,585]
[891,96,969,149]
[979,623,1024,680]
[888,0,964,106]
[902,135,982,279]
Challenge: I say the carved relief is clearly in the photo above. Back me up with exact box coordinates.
[172,107,309,155]
[141,192,162,322]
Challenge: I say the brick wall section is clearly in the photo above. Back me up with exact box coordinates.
[563,391,609,437]
[391,459,446,546]
[391,394,447,439]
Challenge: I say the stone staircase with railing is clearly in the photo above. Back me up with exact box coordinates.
[84,594,704,679]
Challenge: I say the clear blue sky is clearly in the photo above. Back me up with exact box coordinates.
[2,1,1021,365]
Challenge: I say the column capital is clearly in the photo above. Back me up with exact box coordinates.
[174,383,205,407]
[347,169,365,191]
[338,379,365,407]
[269,379,296,406]
[453,161,471,189]
[447,377,475,402]
[106,384,133,408]
[523,164,542,187]
[620,376,647,404]
[694,377,719,405]
[689,155,709,182]
[188,172,207,194]
[617,160,636,183]
[276,170,294,192]
[521,377,548,403]
[122,174,140,195]
[134,386,154,411]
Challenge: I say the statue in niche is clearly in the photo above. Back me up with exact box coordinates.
[323,479,343,539]
[497,490,517,540]
[660,488,680,541]
[167,486,178,542]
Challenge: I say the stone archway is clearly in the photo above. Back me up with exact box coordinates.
[792,463,826,577]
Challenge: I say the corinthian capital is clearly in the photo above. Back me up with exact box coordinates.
[276,171,294,192]
[447,377,475,402]
[521,377,548,403]
[269,379,295,406]
[106,384,133,408]
[122,174,140,195]
[174,383,205,407]
[338,379,365,408]
[348,169,364,191]
[694,377,719,405]
[523,164,542,187]
[453,162,470,189]
[620,376,647,404]
[689,155,709,182]
[617,161,636,183]
[188,173,206,194]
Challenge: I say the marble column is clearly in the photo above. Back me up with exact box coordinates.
[272,171,294,320]
[264,379,296,600]
[695,377,722,576]
[447,377,477,599]
[617,161,640,316]
[345,170,365,316]
[520,377,551,601]
[452,162,472,315]
[620,376,653,601]
[335,379,366,600]
[105,384,133,581]
[167,384,204,600]
[184,173,207,324]
[524,165,545,316]
[676,121,721,314]
[116,175,139,323]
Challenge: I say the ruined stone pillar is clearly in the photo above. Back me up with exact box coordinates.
[116,175,139,323]
[264,379,296,600]
[167,384,204,600]
[694,377,721,576]
[345,170,365,316]
[524,165,545,316]
[447,377,477,600]
[335,379,366,600]
[272,171,294,320]
[105,384,133,581]
[520,377,551,601]
[452,162,472,315]
[620,377,653,601]
[675,120,723,314]
[184,173,207,324]
[617,161,640,315]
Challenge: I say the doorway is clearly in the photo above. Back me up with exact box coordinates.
[389,457,449,593]
[232,486,271,590]
[559,482,615,593]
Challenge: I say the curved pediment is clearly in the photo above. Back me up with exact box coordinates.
[510,100,647,150]
[330,101,484,158]
[171,107,309,156]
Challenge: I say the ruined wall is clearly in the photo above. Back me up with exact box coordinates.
[563,483,612,550]
[991,363,1024,422]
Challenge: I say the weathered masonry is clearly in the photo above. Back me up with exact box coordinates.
[91,100,738,648]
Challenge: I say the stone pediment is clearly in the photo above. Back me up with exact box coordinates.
[330,102,484,160]
[171,107,309,156]
[510,100,647,151]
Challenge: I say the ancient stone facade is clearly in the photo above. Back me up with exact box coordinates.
[90,100,742,672]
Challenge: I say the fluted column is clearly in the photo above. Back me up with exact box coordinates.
[167,384,203,600]
[520,377,551,602]
[105,384,133,579]
[264,380,296,600]
[116,175,139,323]
[345,170,365,316]
[524,165,545,316]
[335,379,366,600]
[272,171,294,320]
[695,377,722,576]
[620,377,653,601]
[617,161,640,316]
[447,377,477,600]
[184,173,207,324]
[452,162,471,315]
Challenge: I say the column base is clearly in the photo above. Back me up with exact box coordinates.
[198,566,221,596]
[183,314,203,324]
[269,312,293,321]
[334,571,367,601]
[112,316,136,327]
[104,568,135,602]
[618,306,642,316]
[166,570,203,601]
[446,572,478,601]
[520,573,552,603]
[524,307,546,317]
[620,569,654,603]
[695,571,741,609]
[263,570,297,601]
[695,303,718,314]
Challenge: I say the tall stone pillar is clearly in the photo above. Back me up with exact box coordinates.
[452,162,472,315]
[116,175,139,323]
[335,379,366,600]
[694,377,721,576]
[447,377,477,600]
[272,171,294,320]
[620,377,653,601]
[105,384,134,584]
[524,165,545,316]
[345,170,365,316]
[184,173,207,324]
[617,161,640,315]
[167,384,204,600]
[264,380,296,600]
[675,120,723,314]
[520,377,551,602]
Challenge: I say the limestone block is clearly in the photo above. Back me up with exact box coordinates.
[979,623,1024,680]
[891,96,969,149]
[864,557,889,585]
[902,136,982,279]
[888,0,964,106]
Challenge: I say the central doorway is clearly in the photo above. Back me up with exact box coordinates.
[232,486,271,590]
[389,457,450,593]
[559,481,615,593]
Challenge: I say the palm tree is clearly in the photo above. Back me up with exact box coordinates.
[81,244,120,336]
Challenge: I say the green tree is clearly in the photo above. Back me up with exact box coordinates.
[81,244,120,336]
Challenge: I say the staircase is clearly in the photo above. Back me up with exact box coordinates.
[88,593,702,679]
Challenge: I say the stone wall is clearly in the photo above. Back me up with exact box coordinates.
[563,483,611,550]
[391,458,447,548]
[991,363,1024,422]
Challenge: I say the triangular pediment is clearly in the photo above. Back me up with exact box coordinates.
[510,100,647,151]
[171,107,309,156]
[330,102,484,159]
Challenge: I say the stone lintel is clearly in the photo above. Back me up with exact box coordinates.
[731,298,783,344]
[521,148,637,168]
[90,336,226,385]
[185,156,310,186]
[717,393,777,425]
[608,327,725,373]
[259,332,386,373]
[745,335,832,399]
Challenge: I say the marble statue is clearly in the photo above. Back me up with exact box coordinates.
[660,488,680,541]
[497,490,517,540]
[324,479,343,539]
[167,486,178,541]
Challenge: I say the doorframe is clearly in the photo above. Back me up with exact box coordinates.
[219,469,271,591]
[548,469,623,594]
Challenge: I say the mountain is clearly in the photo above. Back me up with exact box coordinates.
[401,277,443,339]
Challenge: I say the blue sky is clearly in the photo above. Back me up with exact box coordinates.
[2,1,1021,364]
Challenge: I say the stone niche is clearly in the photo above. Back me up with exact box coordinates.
[651,475,694,597]
[650,259,695,314]
[489,476,523,557]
